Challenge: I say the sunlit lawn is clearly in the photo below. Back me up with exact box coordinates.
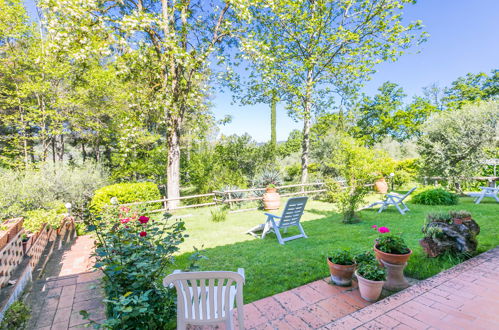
[166,194,499,303]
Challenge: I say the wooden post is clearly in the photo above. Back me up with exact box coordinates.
[163,196,167,211]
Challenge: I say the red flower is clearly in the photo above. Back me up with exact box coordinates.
[120,218,131,224]
[139,231,147,237]
[138,216,150,224]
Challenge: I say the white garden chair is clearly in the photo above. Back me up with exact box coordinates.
[246,196,308,245]
[367,187,417,215]
[163,269,245,330]
[467,186,499,204]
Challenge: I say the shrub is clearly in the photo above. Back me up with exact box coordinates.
[24,207,66,234]
[89,206,187,329]
[412,188,459,205]
[210,206,229,222]
[328,250,354,265]
[90,182,161,215]
[357,262,386,281]
[325,136,386,223]
[252,169,283,188]
[0,162,107,221]
[0,300,30,330]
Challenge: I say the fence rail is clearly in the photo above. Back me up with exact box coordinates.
[120,182,329,212]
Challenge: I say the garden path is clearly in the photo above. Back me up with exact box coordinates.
[28,235,104,330]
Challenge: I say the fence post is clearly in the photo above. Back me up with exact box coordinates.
[163,196,168,211]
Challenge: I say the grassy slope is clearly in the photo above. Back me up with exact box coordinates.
[167,195,499,303]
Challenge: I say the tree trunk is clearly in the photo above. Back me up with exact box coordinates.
[167,118,181,210]
[301,70,313,185]
[270,93,277,157]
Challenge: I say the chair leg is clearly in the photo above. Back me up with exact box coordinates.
[378,204,385,213]
[401,201,410,212]
[274,227,285,245]
[177,318,186,330]
[236,291,245,330]
[297,223,308,238]
[261,220,272,239]
[395,202,405,215]
[226,312,234,330]
[475,195,484,204]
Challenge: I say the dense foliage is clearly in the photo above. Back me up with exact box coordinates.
[357,261,386,282]
[90,207,187,329]
[328,249,355,265]
[90,182,161,215]
[0,301,30,330]
[412,188,459,206]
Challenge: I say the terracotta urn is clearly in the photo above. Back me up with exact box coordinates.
[355,271,384,302]
[374,245,412,266]
[327,258,356,286]
[263,187,280,210]
[381,260,409,291]
[374,178,388,194]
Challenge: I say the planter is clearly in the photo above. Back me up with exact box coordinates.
[327,258,356,286]
[263,188,280,210]
[3,217,24,241]
[0,230,8,250]
[374,178,388,194]
[374,245,412,265]
[380,260,409,291]
[355,271,384,302]
[22,233,36,254]
[452,217,471,225]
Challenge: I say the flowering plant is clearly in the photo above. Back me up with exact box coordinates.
[87,205,188,329]
[372,225,410,254]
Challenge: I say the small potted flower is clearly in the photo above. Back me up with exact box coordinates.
[355,259,386,302]
[327,249,356,286]
[263,184,280,210]
[372,225,412,265]
[449,210,472,225]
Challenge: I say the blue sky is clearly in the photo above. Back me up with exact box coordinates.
[24,0,499,142]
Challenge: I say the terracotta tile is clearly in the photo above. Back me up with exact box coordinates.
[240,303,266,329]
[317,296,358,315]
[324,315,363,329]
[58,294,74,308]
[283,313,312,329]
[273,291,308,312]
[363,320,387,329]
[252,296,287,321]
[61,285,76,297]
[307,280,345,299]
[293,284,325,304]
[375,314,401,328]
[293,305,331,329]
[75,280,100,293]
[53,307,72,325]
[386,310,428,330]
[73,289,101,303]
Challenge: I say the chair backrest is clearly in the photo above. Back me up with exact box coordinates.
[278,196,308,228]
[163,270,244,323]
[401,187,417,200]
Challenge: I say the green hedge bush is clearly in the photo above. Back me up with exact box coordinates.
[412,188,459,205]
[90,182,161,215]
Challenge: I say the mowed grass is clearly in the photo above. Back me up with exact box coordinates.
[166,195,499,303]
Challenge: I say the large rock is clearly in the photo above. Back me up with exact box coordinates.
[419,219,480,257]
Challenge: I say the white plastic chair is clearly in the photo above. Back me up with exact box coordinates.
[367,187,417,215]
[163,269,245,330]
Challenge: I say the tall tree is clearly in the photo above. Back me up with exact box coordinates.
[41,0,242,207]
[443,70,499,110]
[237,0,425,184]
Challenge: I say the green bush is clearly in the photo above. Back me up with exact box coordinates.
[0,301,30,330]
[412,188,459,205]
[90,182,161,215]
[210,206,229,222]
[24,207,66,234]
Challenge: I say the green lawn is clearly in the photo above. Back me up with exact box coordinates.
[167,195,499,303]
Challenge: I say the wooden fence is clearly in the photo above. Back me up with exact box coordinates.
[423,176,499,186]
[121,182,331,213]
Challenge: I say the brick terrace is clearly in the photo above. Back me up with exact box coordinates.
[28,236,104,330]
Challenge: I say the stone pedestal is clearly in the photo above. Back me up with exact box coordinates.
[381,260,409,291]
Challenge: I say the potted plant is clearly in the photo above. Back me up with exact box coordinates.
[449,210,472,225]
[374,176,388,194]
[372,225,412,265]
[263,184,280,210]
[327,249,356,286]
[355,260,386,302]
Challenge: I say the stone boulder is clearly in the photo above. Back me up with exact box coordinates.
[419,219,480,257]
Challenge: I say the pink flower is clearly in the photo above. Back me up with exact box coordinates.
[139,231,147,237]
[378,226,390,233]
[120,206,131,213]
[138,216,149,224]
[371,225,377,229]
[120,218,130,224]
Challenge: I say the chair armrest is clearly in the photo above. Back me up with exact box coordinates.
[264,213,281,218]
[386,194,402,199]
[237,268,245,283]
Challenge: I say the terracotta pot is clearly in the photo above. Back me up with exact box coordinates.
[327,258,356,286]
[452,217,472,225]
[374,178,388,194]
[355,271,384,302]
[374,245,412,265]
[263,189,280,210]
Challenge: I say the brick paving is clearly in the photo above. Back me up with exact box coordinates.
[28,235,104,330]
[321,246,499,330]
